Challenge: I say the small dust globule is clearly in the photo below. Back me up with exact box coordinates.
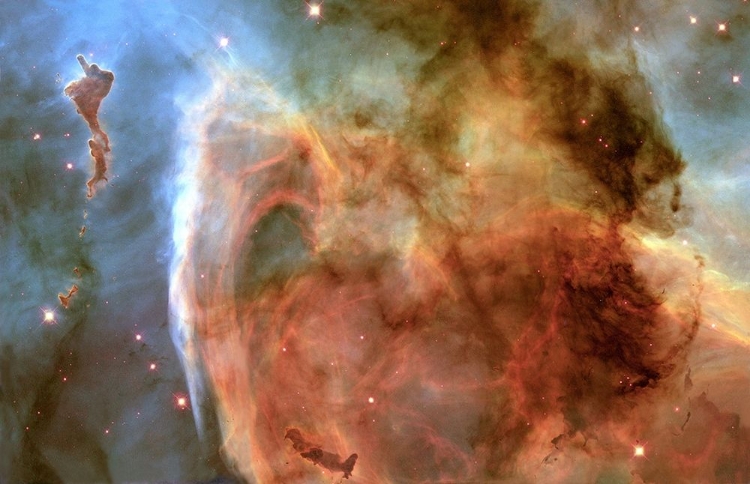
[58,285,78,309]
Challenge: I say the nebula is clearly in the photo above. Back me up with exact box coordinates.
[168,1,746,482]
[2,0,750,482]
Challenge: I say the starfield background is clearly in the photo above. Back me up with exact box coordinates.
[1,1,750,483]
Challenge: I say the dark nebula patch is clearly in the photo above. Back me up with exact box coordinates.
[285,428,358,479]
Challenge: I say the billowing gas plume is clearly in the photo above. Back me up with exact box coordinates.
[168,2,748,482]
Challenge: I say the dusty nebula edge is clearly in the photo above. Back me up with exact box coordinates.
[1,0,749,482]
[169,1,746,483]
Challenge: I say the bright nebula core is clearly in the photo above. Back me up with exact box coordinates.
[2,1,750,483]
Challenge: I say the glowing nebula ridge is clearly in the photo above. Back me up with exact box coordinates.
[167,2,749,482]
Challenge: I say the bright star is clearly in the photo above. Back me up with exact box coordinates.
[43,310,55,323]
[308,3,321,17]
[174,394,189,410]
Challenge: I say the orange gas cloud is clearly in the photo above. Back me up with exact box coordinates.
[168,2,748,482]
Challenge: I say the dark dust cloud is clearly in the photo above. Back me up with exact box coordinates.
[1,0,750,483]
[64,53,114,198]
